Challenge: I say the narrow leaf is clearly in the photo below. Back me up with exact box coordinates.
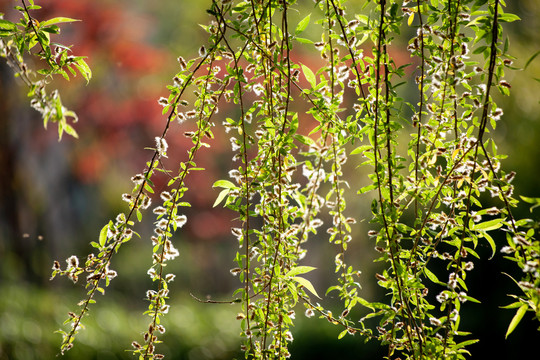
[452,339,479,349]
[301,63,316,88]
[40,17,80,27]
[350,145,371,155]
[357,183,377,194]
[505,304,528,338]
[144,182,155,194]
[498,13,520,23]
[500,301,523,310]
[213,179,236,189]
[63,123,78,138]
[99,224,108,247]
[407,13,414,26]
[74,58,92,83]
[471,218,504,231]
[286,266,316,277]
[424,267,445,285]
[287,283,298,305]
[295,14,311,34]
[520,195,540,212]
[294,134,315,146]
[0,19,16,31]
[213,189,229,207]
[295,37,313,44]
[483,232,497,259]
[292,276,321,299]
[524,50,540,70]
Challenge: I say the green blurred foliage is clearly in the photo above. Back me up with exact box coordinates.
[0,283,242,360]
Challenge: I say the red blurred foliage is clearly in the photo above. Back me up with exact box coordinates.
[23,0,171,177]
[38,0,167,72]
[1,0,412,245]
[1,0,235,242]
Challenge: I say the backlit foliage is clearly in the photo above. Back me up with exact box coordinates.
[4,0,539,359]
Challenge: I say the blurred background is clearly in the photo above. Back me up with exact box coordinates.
[0,0,539,359]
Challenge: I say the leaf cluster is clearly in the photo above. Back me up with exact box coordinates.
[18,0,538,359]
[0,0,91,138]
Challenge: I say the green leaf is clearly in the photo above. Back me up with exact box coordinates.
[213,189,229,208]
[471,218,504,231]
[0,19,16,31]
[74,58,92,83]
[355,296,375,311]
[99,224,109,247]
[294,134,315,146]
[212,179,236,189]
[295,37,313,44]
[287,283,298,304]
[467,12,488,27]
[461,294,481,303]
[301,63,316,88]
[520,195,540,212]
[473,45,488,55]
[286,266,316,277]
[452,339,479,349]
[292,276,321,299]
[295,14,311,35]
[500,301,523,310]
[505,304,528,338]
[144,182,154,194]
[41,25,60,34]
[63,123,78,138]
[350,145,371,155]
[338,329,348,339]
[498,13,520,23]
[358,183,377,194]
[483,232,497,259]
[524,50,540,70]
[40,17,80,27]
[424,267,445,285]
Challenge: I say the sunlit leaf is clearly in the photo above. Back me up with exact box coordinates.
[505,304,528,338]
[471,218,504,231]
[213,179,236,189]
[99,224,108,247]
[292,276,320,299]
[424,267,445,285]
[0,19,16,31]
[498,13,520,23]
[295,14,310,35]
[286,266,316,277]
[213,189,229,207]
[40,17,80,27]
[407,13,414,26]
[301,63,316,88]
